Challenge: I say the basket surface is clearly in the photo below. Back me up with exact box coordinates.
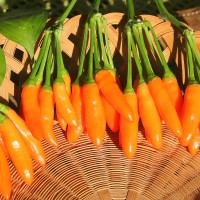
[0,10,200,200]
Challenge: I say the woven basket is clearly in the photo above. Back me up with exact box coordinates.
[0,12,200,200]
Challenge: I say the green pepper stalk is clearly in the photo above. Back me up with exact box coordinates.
[74,22,89,86]
[54,0,78,28]
[124,25,134,94]
[24,30,51,86]
[35,32,52,85]
[154,0,187,32]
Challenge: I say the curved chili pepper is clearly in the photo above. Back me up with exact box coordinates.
[0,144,11,199]
[137,82,162,149]
[56,73,71,131]
[66,84,85,143]
[162,77,183,117]
[129,24,162,149]
[119,92,139,158]
[148,76,182,138]
[95,69,134,122]
[56,109,67,131]
[0,104,46,167]
[82,17,106,146]
[83,82,106,146]
[0,133,9,158]
[187,128,200,155]
[38,86,58,147]
[53,78,77,127]
[0,114,34,185]
[21,83,44,140]
[100,92,120,133]
[119,27,139,158]
[142,20,184,118]
[179,84,200,146]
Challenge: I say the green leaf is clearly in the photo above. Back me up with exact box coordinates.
[0,6,48,58]
[0,47,6,86]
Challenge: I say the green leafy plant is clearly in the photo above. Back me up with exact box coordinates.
[0,6,48,87]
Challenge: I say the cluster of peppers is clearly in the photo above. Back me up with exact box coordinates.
[0,0,200,199]
[121,0,200,156]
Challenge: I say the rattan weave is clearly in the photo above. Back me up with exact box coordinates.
[0,12,200,200]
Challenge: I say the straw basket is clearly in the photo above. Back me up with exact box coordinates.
[0,12,200,200]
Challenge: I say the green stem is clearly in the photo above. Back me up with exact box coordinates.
[88,0,101,18]
[129,27,145,84]
[132,24,155,81]
[124,26,134,94]
[54,28,68,79]
[96,15,110,69]
[143,20,173,78]
[44,44,53,88]
[93,21,102,73]
[185,30,200,67]
[185,34,197,85]
[28,30,50,81]
[86,18,95,84]
[102,17,115,71]
[35,33,51,84]
[55,0,78,26]
[154,0,187,32]
[74,22,89,85]
[126,0,135,20]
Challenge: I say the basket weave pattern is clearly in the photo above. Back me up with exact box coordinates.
[0,13,200,200]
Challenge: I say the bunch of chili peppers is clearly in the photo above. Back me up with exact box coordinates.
[1,0,200,198]
[19,0,200,159]
[155,0,200,156]
[0,1,78,198]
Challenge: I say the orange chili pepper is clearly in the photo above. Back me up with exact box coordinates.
[162,77,183,117]
[66,84,85,143]
[21,84,44,140]
[137,82,162,149]
[83,82,106,147]
[53,28,77,128]
[0,104,46,167]
[129,25,162,149]
[179,84,200,146]
[56,73,70,131]
[53,79,77,127]
[0,114,34,185]
[95,69,134,122]
[56,109,67,131]
[187,128,200,156]
[148,77,182,138]
[100,92,120,133]
[0,144,11,199]
[98,70,120,133]
[38,87,58,147]
[119,92,139,158]
[0,133,9,158]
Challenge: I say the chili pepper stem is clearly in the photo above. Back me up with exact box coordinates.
[55,0,78,27]
[74,22,89,85]
[124,25,134,94]
[126,0,136,20]
[85,17,96,84]
[154,0,187,31]
[24,30,51,86]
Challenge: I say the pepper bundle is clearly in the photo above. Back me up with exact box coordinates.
[154,0,200,155]
[0,103,46,199]
[1,0,200,199]
[19,0,200,159]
